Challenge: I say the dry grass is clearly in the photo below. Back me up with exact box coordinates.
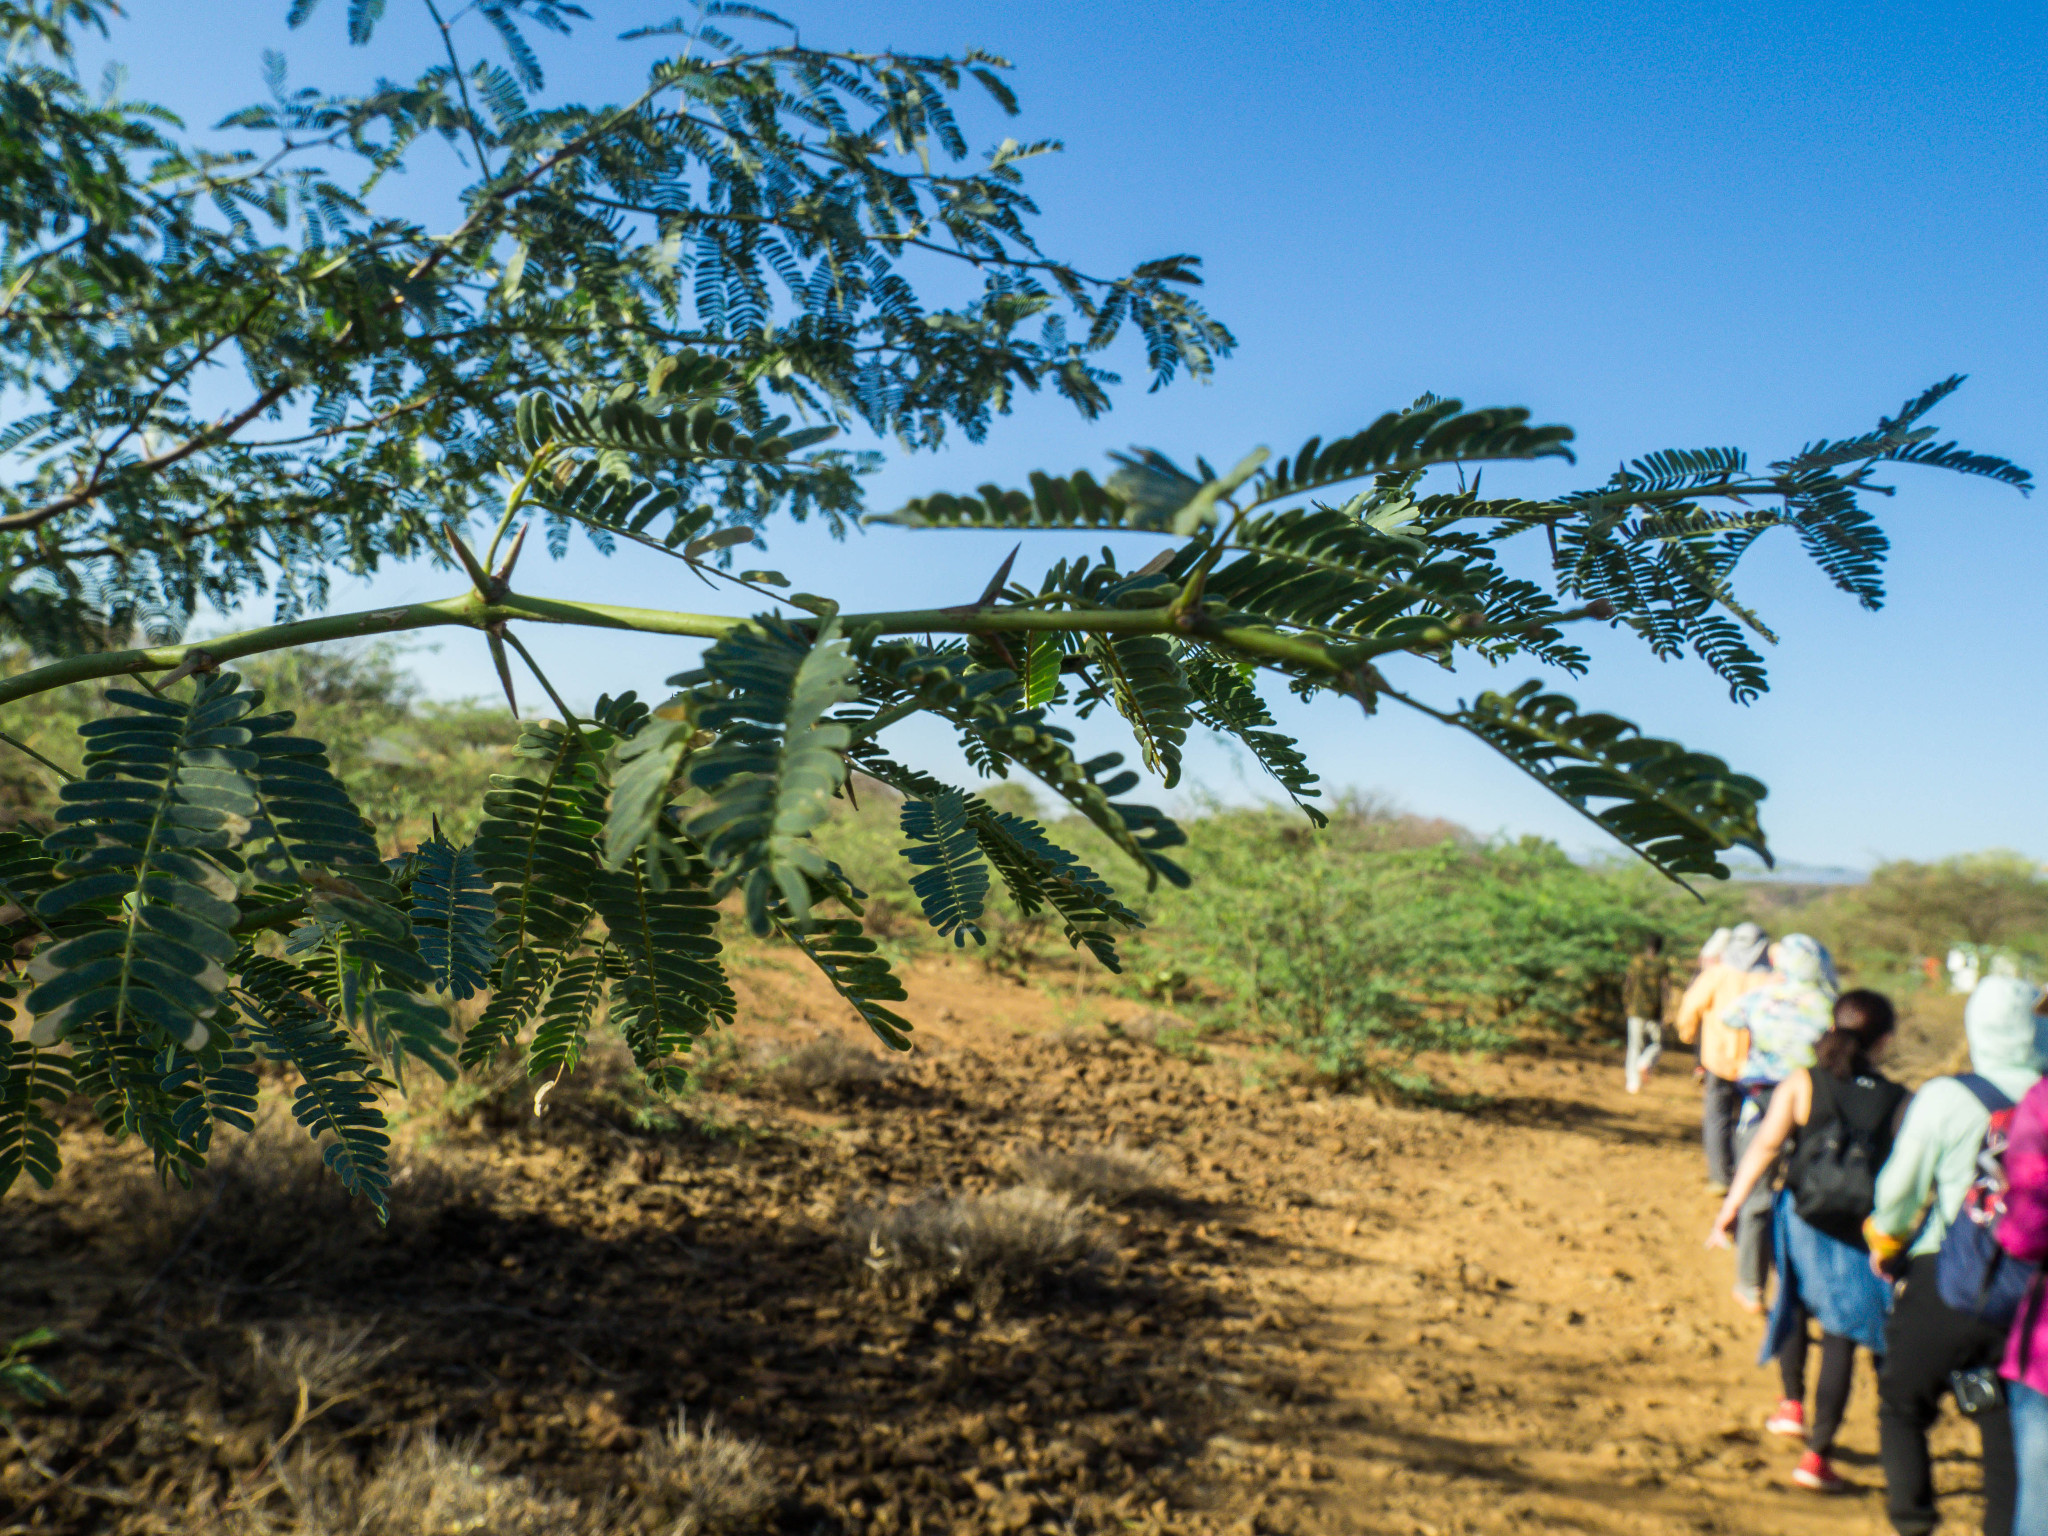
[851,1186,1094,1308]
[240,1320,400,1428]
[631,1412,778,1535]
[751,1033,891,1102]
[350,1434,593,1536]
[1013,1139,1177,1205]
[236,1433,594,1536]
[223,1418,776,1536]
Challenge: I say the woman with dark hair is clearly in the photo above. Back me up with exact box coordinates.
[1708,989,1909,1493]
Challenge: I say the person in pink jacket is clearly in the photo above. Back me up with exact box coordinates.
[1997,1075,2048,1536]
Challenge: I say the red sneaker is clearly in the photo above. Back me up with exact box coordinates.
[1792,1451,1846,1492]
[1765,1399,1805,1438]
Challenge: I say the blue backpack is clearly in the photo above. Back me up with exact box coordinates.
[1934,1074,2042,1328]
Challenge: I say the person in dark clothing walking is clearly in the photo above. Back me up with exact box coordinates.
[1864,976,2048,1536]
[1623,934,1671,1095]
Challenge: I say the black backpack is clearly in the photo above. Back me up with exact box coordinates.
[1934,1075,2042,1327]
[1790,1068,1905,1243]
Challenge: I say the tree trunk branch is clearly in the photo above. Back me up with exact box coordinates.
[0,379,295,533]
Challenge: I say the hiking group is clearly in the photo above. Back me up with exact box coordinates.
[1617,927,2048,1534]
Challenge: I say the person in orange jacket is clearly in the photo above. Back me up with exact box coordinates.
[1676,922,1772,1192]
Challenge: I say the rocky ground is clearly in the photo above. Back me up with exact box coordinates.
[0,952,1991,1535]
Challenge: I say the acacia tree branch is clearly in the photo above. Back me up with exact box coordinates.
[422,0,495,180]
[0,378,296,533]
[55,289,282,498]
[0,229,93,322]
[236,395,435,449]
[0,583,1605,710]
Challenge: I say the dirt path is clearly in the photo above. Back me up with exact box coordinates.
[1222,1048,1991,1536]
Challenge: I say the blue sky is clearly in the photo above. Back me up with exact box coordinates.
[75,1,2048,869]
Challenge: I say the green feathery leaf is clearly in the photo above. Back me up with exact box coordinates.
[474,720,606,992]
[875,469,1138,530]
[591,853,735,1088]
[1447,682,1769,881]
[28,677,258,1055]
[865,646,1189,888]
[240,707,383,882]
[899,791,991,946]
[1084,633,1194,787]
[0,1023,76,1195]
[409,835,498,1001]
[529,950,605,1081]
[516,389,836,466]
[851,752,1142,972]
[602,715,695,881]
[460,947,559,1071]
[971,807,1143,971]
[234,954,392,1215]
[679,617,857,933]
[781,916,913,1051]
[1253,401,1576,501]
[1180,648,1325,826]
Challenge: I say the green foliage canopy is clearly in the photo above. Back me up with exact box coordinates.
[1815,852,2048,970]
[0,0,1230,650]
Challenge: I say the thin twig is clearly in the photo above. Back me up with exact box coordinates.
[0,730,76,781]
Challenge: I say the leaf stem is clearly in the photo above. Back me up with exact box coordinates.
[486,444,557,571]
[230,895,312,935]
[0,730,77,781]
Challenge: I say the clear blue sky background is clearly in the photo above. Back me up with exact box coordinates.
[77,1,2048,870]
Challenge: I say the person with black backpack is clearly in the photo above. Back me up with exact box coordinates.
[1708,989,1908,1493]
[1864,975,2048,1536]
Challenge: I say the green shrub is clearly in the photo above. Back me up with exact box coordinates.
[0,642,514,851]
[1117,799,1742,1084]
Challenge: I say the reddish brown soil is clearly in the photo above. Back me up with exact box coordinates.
[0,954,1991,1535]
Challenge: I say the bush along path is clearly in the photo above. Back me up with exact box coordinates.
[0,949,1989,1535]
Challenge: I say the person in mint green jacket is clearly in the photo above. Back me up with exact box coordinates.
[1864,976,2048,1536]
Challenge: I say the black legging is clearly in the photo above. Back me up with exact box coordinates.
[1777,1290,1876,1454]
[1880,1254,2015,1536]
